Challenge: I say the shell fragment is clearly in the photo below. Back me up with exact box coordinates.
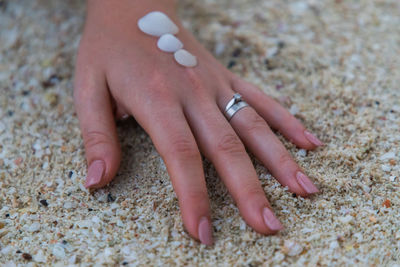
[174,49,197,67]
[157,34,183,53]
[138,11,179,37]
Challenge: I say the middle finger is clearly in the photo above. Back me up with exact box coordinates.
[183,93,284,235]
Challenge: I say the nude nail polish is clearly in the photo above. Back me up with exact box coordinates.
[304,130,324,146]
[262,207,284,231]
[84,160,105,188]
[296,171,319,194]
[198,217,214,245]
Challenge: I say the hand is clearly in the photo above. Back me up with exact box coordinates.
[73,0,323,245]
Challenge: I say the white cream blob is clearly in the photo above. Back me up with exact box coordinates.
[174,49,197,67]
[157,34,183,53]
[138,11,179,37]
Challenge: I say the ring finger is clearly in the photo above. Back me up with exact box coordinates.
[217,90,319,197]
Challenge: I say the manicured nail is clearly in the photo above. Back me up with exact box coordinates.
[198,217,214,245]
[304,130,324,146]
[296,171,319,194]
[262,207,284,231]
[84,160,105,188]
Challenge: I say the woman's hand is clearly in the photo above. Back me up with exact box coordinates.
[74,0,323,245]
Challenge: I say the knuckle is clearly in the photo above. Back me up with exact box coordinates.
[185,71,212,97]
[183,189,208,203]
[278,153,294,166]
[148,70,167,90]
[242,183,265,198]
[144,71,176,104]
[236,183,266,205]
[147,86,171,103]
[186,71,203,88]
[243,112,267,133]
[166,135,200,160]
[83,130,114,151]
[216,133,244,156]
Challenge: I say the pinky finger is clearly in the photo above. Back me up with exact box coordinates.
[231,77,324,150]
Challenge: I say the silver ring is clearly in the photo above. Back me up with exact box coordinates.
[224,93,250,121]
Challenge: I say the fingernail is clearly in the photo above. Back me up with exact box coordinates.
[296,171,319,194]
[198,217,214,245]
[304,130,324,146]
[262,207,284,231]
[84,160,105,188]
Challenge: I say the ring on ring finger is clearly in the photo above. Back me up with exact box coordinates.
[224,93,250,121]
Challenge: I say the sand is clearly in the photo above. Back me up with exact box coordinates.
[0,0,399,266]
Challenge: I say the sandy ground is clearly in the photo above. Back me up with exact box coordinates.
[1,0,400,266]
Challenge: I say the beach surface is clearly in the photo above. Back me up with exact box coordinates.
[0,0,399,265]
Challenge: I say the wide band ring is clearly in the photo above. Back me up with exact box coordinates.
[224,93,250,121]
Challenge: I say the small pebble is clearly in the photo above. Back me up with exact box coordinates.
[44,92,58,107]
[33,250,46,263]
[174,49,197,67]
[157,34,183,53]
[63,201,77,209]
[42,74,61,88]
[138,11,179,37]
[277,41,285,49]
[329,241,339,249]
[27,222,41,232]
[39,199,48,207]
[289,105,299,115]
[283,240,303,256]
[232,48,242,57]
[264,59,275,70]
[22,253,32,260]
[214,42,225,56]
[297,149,307,157]
[380,152,396,161]
[107,193,115,203]
[52,244,65,259]
[382,199,391,208]
[381,165,391,172]
[339,215,353,224]
[227,60,236,69]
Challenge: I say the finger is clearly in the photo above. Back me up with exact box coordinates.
[73,68,121,189]
[183,97,284,235]
[218,91,319,196]
[130,100,213,246]
[231,77,324,150]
